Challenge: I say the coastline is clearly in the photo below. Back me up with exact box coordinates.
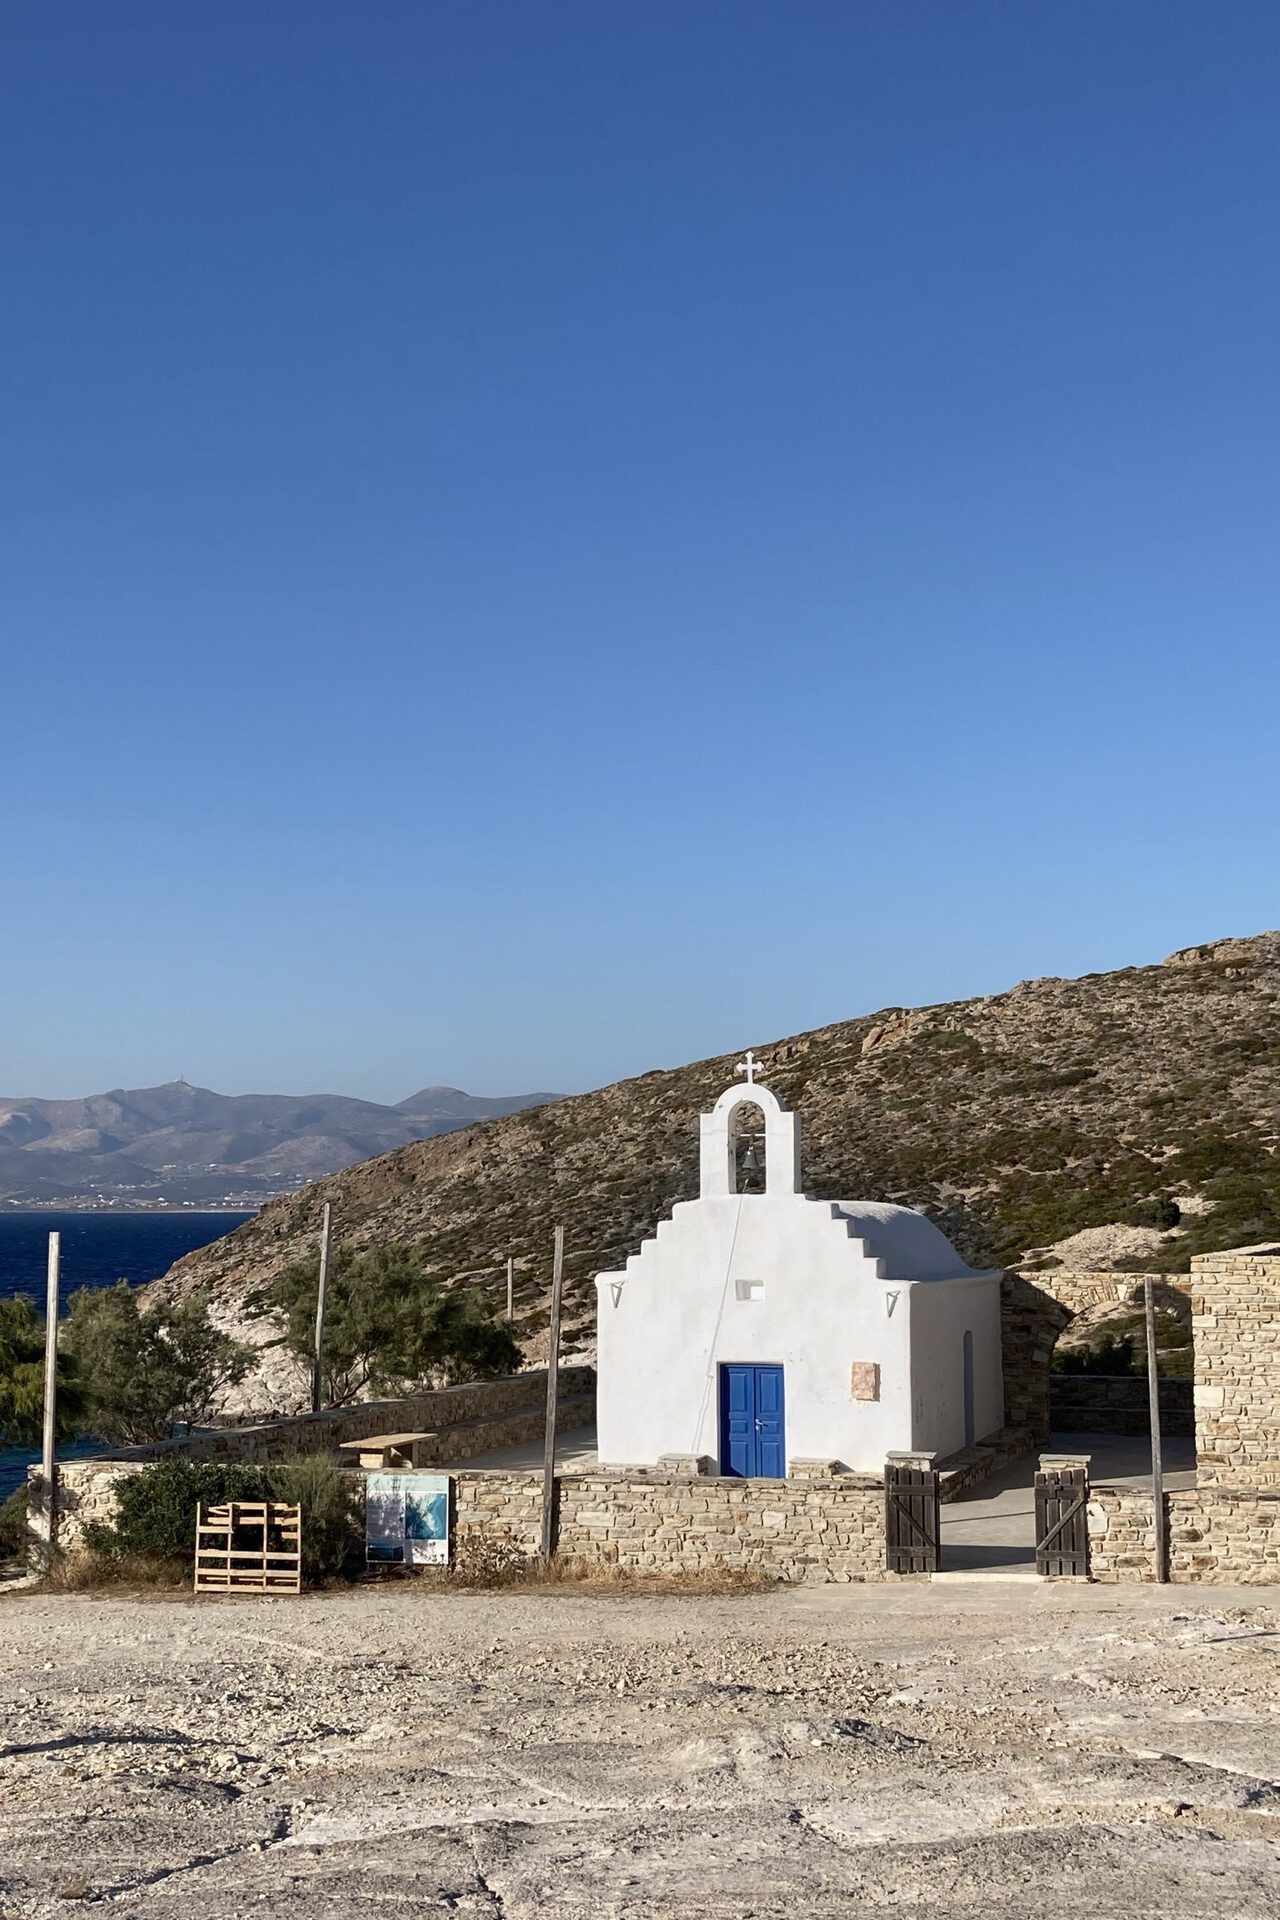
[0,1202,266,1214]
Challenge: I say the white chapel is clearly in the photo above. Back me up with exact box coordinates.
[594,1054,1003,1477]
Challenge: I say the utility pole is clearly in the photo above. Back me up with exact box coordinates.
[41,1232,60,1547]
[540,1226,565,1563]
[506,1255,514,1321]
[1143,1276,1168,1582]
[311,1201,333,1415]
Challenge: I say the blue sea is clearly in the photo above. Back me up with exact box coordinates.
[0,1209,252,1500]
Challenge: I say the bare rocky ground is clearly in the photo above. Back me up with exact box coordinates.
[1,1582,1278,1918]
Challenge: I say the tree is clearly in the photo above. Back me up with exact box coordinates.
[0,1294,83,1446]
[262,1242,522,1406]
[61,1283,253,1445]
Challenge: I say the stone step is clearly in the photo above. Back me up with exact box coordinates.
[930,1568,1042,1584]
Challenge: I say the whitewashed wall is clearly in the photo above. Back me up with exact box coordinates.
[906,1273,1003,1458]
[596,1076,1002,1476]
[597,1195,1002,1473]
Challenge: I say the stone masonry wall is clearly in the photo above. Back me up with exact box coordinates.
[45,1455,887,1583]
[454,1469,888,1583]
[1191,1246,1280,1485]
[36,1368,594,1555]
[40,1460,150,1556]
[145,1366,594,1466]
[50,1366,591,1473]
[1089,1484,1280,1583]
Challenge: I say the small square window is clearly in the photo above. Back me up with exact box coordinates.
[735,1278,765,1301]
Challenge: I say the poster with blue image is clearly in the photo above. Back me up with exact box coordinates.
[366,1472,451,1565]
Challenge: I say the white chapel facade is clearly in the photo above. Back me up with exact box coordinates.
[594,1054,1003,1477]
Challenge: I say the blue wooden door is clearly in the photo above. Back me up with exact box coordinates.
[719,1364,785,1477]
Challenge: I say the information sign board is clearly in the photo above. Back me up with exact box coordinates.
[365,1472,450,1566]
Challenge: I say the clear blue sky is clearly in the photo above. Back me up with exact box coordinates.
[3,4,1278,1104]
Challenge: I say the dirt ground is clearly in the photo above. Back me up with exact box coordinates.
[1,1578,1278,1918]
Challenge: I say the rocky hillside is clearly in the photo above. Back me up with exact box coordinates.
[160,933,1280,1413]
[159,933,1280,1408]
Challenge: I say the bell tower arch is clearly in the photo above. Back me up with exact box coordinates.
[698,1051,801,1198]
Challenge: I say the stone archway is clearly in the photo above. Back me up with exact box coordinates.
[1000,1274,1073,1443]
[999,1269,1194,1445]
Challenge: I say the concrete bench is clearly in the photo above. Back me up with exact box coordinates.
[338,1431,443,1470]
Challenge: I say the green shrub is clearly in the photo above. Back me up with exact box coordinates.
[271,1454,362,1584]
[1120,1197,1182,1230]
[1052,1310,1194,1378]
[83,1453,362,1583]
[85,1459,274,1564]
[0,1295,84,1446]
[255,1242,523,1406]
[1053,1331,1140,1377]
[0,1485,29,1562]
[61,1283,253,1446]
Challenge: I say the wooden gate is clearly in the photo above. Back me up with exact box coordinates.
[1034,1461,1089,1577]
[885,1456,940,1574]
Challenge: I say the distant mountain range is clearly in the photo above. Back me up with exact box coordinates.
[0,1081,557,1205]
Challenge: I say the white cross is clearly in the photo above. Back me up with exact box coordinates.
[735,1049,766,1085]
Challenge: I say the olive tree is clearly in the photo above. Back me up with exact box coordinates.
[261,1242,522,1406]
[62,1283,253,1445]
[0,1294,83,1445]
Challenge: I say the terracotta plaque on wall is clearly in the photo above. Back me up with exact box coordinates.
[851,1361,880,1402]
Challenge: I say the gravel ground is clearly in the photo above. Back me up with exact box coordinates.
[1,1579,1278,1917]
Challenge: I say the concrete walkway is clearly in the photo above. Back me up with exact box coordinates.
[938,1429,1197,1573]
[441,1425,599,1473]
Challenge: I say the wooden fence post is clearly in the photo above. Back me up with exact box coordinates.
[540,1226,565,1563]
[1144,1276,1168,1582]
[41,1232,60,1547]
[311,1201,333,1415]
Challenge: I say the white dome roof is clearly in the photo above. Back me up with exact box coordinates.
[834,1201,979,1280]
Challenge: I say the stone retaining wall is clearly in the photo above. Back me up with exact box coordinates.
[455,1467,888,1582]
[1088,1483,1280,1583]
[34,1367,595,1554]
[1050,1374,1193,1436]
[59,1365,593,1469]
[41,1460,149,1555]
[140,1367,594,1466]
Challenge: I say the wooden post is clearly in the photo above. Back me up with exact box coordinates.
[506,1255,514,1322]
[540,1226,565,1563]
[311,1201,333,1415]
[1144,1277,1168,1582]
[41,1232,60,1546]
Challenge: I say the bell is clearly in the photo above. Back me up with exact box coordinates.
[740,1141,763,1188]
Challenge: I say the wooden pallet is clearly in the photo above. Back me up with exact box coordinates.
[194,1500,302,1595]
